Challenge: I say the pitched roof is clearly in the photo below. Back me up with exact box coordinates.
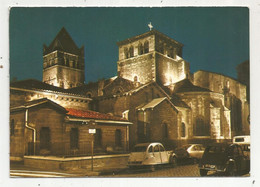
[136,97,178,113]
[173,79,211,93]
[137,97,166,110]
[10,79,88,97]
[123,81,171,98]
[11,98,67,113]
[66,108,128,121]
[43,27,83,56]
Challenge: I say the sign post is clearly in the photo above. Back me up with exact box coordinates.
[89,127,96,171]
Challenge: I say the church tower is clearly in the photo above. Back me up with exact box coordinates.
[117,29,191,87]
[42,27,85,89]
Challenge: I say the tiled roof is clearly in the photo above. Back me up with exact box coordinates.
[66,108,127,121]
[43,27,83,56]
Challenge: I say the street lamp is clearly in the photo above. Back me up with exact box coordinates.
[88,120,96,171]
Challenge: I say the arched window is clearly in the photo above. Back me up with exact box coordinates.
[124,48,129,59]
[181,122,186,137]
[138,43,144,55]
[129,46,134,57]
[194,117,209,136]
[60,81,64,88]
[134,76,138,82]
[144,41,149,53]
[87,93,92,98]
[162,123,168,139]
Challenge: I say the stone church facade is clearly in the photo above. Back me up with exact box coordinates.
[10,27,249,159]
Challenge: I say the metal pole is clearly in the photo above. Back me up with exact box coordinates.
[91,134,94,171]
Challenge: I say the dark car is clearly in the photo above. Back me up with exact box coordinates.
[199,143,250,176]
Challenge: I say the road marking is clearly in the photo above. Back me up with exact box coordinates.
[10,170,79,178]
[10,170,75,176]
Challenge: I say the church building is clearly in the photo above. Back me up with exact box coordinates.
[10,27,250,160]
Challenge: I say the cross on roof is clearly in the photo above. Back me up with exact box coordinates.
[148,22,153,31]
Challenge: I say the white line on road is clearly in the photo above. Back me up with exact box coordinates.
[10,170,76,176]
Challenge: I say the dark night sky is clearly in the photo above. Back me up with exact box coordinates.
[9,7,249,83]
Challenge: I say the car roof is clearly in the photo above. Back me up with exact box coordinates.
[134,142,162,147]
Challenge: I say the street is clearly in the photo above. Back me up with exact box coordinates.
[10,162,250,177]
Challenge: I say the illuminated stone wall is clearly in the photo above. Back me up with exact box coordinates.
[176,92,231,141]
[193,70,249,135]
[155,53,190,86]
[43,65,85,89]
[117,30,189,86]
[10,89,91,110]
[43,51,85,89]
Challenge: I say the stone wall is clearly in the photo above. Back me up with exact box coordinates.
[24,154,129,171]
[118,53,155,84]
[10,89,90,110]
[43,50,85,89]
[43,65,84,89]
[10,111,26,160]
[176,91,231,142]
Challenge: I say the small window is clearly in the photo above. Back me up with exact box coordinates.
[144,41,149,53]
[70,128,79,149]
[115,129,122,147]
[124,48,129,59]
[159,145,165,152]
[10,119,15,136]
[162,123,168,139]
[181,122,186,137]
[94,129,102,147]
[148,146,153,153]
[134,76,138,82]
[129,46,134,57]
[154,145,160,152]
[40,127,51,150]
[138,43,144,55]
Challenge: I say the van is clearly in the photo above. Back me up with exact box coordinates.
[232,135,250,158]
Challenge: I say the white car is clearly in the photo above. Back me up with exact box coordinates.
[128,142,177,170]
[174,144,205,163]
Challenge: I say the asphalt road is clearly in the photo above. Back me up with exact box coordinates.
[102,163,250,177]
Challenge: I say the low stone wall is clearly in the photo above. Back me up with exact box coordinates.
[24,154,129,171]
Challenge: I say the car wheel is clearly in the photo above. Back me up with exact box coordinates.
[226,164,236,176]
[150,165,156,172]
[170,156,177,167]
[200,169,208,176]
[193,158,199,164]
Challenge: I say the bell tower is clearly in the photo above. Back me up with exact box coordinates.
[117,29,191,86]
[42,27,85,89]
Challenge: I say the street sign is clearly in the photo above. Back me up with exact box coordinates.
[89,129,96,134]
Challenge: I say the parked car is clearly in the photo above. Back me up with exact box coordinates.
[128,142,177,171]
[233,135,250,159]
[174,144,205,163]
[199,143,250,176]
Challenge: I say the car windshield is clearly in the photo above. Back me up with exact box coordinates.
[133,146,147,152]
[178,144,192,150]
[207,146,227,154]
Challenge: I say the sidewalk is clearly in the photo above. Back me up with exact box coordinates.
[10,160,128,177]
